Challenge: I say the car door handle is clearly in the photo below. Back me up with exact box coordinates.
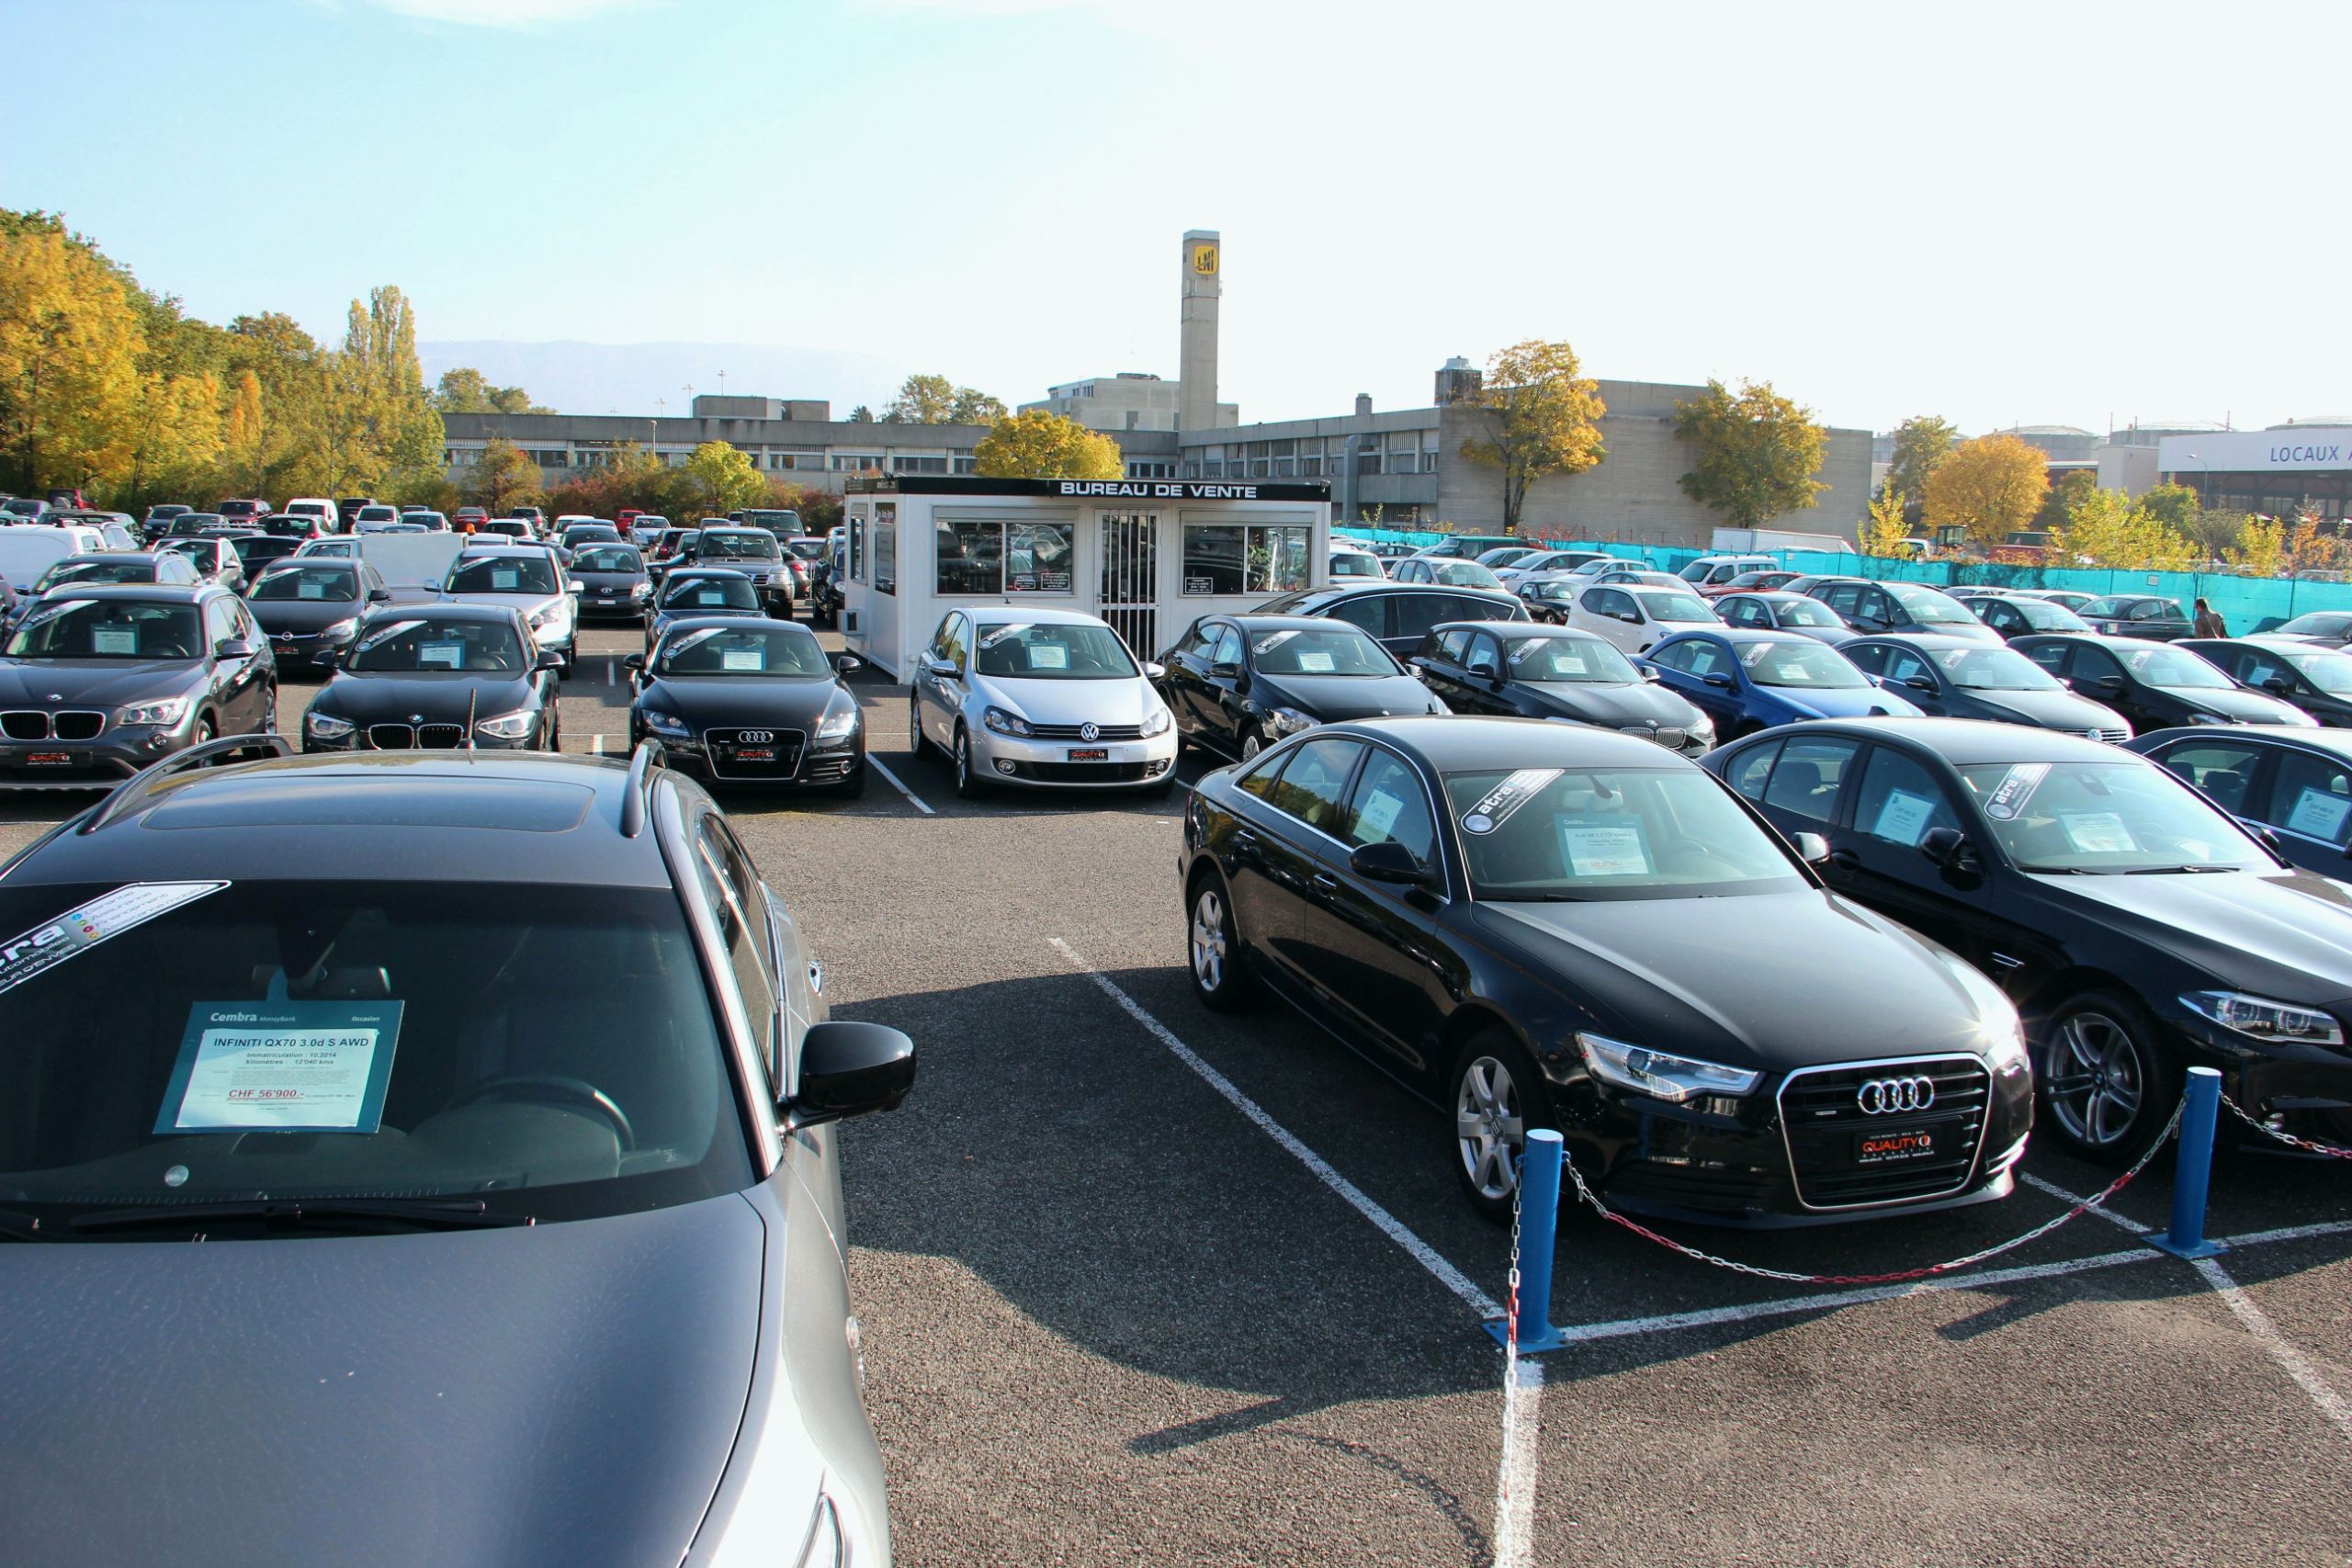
[1310,872,1340,891]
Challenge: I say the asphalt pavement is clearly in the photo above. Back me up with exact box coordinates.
[3,622,2348,1566]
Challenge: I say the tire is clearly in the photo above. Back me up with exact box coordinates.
[908,696,930,760]
[2035,989,2181,1166]
[1448,1030,1561,1223]
[191,716,217,760]
[1186,874,1257,1013]
[259,687,279,736]
[953,726,988,799]
[543,710,561,752]
[1238,725,1267,763]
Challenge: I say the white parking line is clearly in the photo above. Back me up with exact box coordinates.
[867,756,933,816]
[1046,938,1539,1568]
[605,660,615,687]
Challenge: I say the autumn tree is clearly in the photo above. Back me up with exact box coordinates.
[224,369,266,494]
[1672,378,1827,528]
[972,409,1123,480]
[2224,514,2287,577]
[1456,339,1606,535]
[1859,480,1909,557]
[432,367,550,415]
[683,441,767,515]
[463,436,544,514]
[1922,434,2048,550]
[2049,487,2195,571]
[2284,511,2349,576]
[1887,414,1958,502]
[2032,468,2096,535]
[883,373,1007,425]
[0,211,143,492]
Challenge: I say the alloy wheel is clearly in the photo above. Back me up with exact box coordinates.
[908,699,922,756]
[2044,1010,2145,1149]
[1456,1055,1525,1201]
[1190,887,1227,993]
[1240,729,1262,762]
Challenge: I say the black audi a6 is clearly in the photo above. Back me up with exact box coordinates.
[627,618,866,795]
[1411,620,1715,758]
[1180,716,2032,1224]
[1155,615,1443,762]
[1839,633,2132,739]
[302,603,562,753]
[1706,718,2352,1161]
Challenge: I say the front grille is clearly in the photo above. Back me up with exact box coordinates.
[418,724,466,750]
[52,711,105,741]
[1,711,49,740]
[1619,725,1685,749]
[2079,728,2130,744]
[705,727,805,780]
[1027,722,1146,741]
[1777,1055,1990,1210]
[1023,761,1154,783]
[367,724,414,750]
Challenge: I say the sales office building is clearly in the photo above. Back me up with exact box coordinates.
[839,476,1333,679]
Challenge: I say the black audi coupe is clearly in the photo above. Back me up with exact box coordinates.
[628,617,866,795]
[1179,716,2033,1225]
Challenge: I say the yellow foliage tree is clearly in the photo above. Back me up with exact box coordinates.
[2284,510,2349,576]
[0,217,143,492]
[1457,340,1607,535]
[684,441,767,515]
[1922,434,2048,550]
[972,410,1123,480]
[2049,487,2196,571]
[2223,515,2286,578]
[1860,480,1909,557]
[225,369,265,494]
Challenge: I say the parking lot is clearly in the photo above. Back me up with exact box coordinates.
[6,621,2349,1567]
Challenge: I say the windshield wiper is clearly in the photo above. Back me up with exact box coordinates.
[68,1198,532,1235]
[2015,864,2098,874]
[2121,863,2232,874]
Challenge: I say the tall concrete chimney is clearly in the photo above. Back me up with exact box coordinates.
[1179,230,1220,433]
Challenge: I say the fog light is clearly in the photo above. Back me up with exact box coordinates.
[995,758,1017,775]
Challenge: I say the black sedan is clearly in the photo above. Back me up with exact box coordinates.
[1966,592,2092,641]
[1706,718,2352,1160]
[1249,582,1530,659]
[2012,633,2315,732]
[2126,725,2352,882]
[627,618,866,795]
[1156,615,1443,762]
[1841,634,2132,739]
[301,603,561,753]
[247,559,392,677]
[1411,621,1714,758]
[0,583,277,784]
[2078,594,2192,640]
[646,568,763,657]
[571,541,652,621]
[1712,590,1856,646]
[1181,716,2032,1224]
[2180,636,2352,727]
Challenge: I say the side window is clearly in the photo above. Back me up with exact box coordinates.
[1980,600,2018,635]
[1387,593,1446,646]
[1176,620,1216,659]
[1236,748,1284,801]
[1843,642,1888,676]
[1680,639,1726,680]
[1729,739,1782,800]
[2155,741,2266,818]
[1852,747,1962,849]
[2235,652,2284,688]
[1465,631,1503,674]
[1443,593,1506,625]
[1820,583,1860,615]
[1328,594,1390,639]
[1433,628,1472,665]
[1722,597,1761,628]
[1267,738,1365,836]
[2129,601,2163,622]
[1763,736,1860,823]
[1343,747,1439,869]
[2071,645,2125,682]
[693,816,781,1068]
[2023,641,2069,673]
[2269,749,2352,844]
[204,598,238,649]
[1882,648,1935,686]
[945,613,970,669]
[1209,625,1244,668]
[928,614,956,660]
[1646,638,1693,674]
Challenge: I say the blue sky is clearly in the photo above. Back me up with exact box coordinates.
[6,0,2350,435]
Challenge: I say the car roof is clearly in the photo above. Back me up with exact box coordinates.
[1227,614,1351,631]
[1291,583,1518,605]
[664,565,752,581]
[1667,625,1815,645]
[1737,716,2126,766]
[1725,590,1816,604]
[1313,715,1690,770]
[453,545,547,558]
[662,614,810,637]
[2009,632,2165,651]
[2135,723,2352,756]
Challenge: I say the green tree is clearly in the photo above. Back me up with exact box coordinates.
[972,409,1123,479]
[0,211,143,492]
[432,367,550,415]
[2032,468,2095,535]
[1923,434,2048,550]
[1887,414,1958,502]
[847,405,876,423]
[881,376,1007,424]
[1456,339,1606,535]
[683,441,767,515]
[2051,487,2195,571]
[950,387,1009,424]
[1672,378,1827,528]
[2224,514,2286,577]
[463,436,544,514]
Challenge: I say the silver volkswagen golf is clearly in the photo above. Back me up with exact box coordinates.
[909,604,1181,797]
[0,738,912,1567]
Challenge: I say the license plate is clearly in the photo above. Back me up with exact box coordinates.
[734,747,775,762]
[26,752,70,766]
[1068,748,1109,761]
[1854,1128,1938,1165]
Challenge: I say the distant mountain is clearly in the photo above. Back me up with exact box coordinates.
[416,341,916,420]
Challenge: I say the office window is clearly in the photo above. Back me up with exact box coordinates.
[874,502,897,596]
[1250,460,1270,478]
[895,455,950,474]
[1182,523,1310,595]
[1273,457,1295,477]
[1299,455,1322,477]
[954,456,978,475]
[831,454,882,472]
[937,519,1076,595]
[1204,460,1224,478]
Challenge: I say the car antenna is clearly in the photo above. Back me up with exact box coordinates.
[466,685,477,757]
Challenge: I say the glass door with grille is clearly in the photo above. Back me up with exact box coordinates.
[1096,513,1160,662]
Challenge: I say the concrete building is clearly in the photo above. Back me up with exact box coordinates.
[1020,372,1237,434]
[2159,423,2352,522]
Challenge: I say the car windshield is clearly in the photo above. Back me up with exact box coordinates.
[662,576,759,612]
[1249,625,1396,676]
[446,556,558,595]
[1330,552,1384,578]
[1742,639,1866,688]
[1431,561,1504,589]
[251,565,358,603]
[1883,584,1977,625]
[2284,653,2352,694]
[1771,598,1842,627]
[974,621,1139,680]
[565,528,622,546]
[2017,600,2089,630]
[1444,767,1804,900]
[2120,646,2230,689]
[345,617,526,673]
[2280,614,2352,637]
[1956,761,2267,874]
[784,539,827,561]
[1635,590,1715,624]
[0,879,752,1228]
[1504,635,1638,682]
[356,509,396,522]
[696,531,778,559]
[1523,581,1576,603]
[572,546,641,573]
[657,624,831,677]
[33,559,151,591]
[1931,646,2062,690]
[5,599,204,660]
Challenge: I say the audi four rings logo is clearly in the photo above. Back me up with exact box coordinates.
[1079,722,1100,742]
[739,730,775,744]
[1857,1076,1936,1115]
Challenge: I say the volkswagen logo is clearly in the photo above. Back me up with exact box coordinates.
[1079,722,1100,742]
[1856,1076,1937,1115]
[740,730,775,744]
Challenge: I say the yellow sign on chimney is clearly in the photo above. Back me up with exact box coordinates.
[1191,243,1219,276]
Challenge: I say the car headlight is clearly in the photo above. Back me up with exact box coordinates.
[305,711,355,739]
[1140,705,1172,738]
[316,617,359,645]
[640,707,691,740]
[1984,1013,2030,1078]
[118,696,188,727]
[1575,1032,1760,1101]
[984,705,1032,738]
[475,708,535,740]
[628,581,651,598]
[1264,705,1317,738]
[1688,712,1716,738]
[2180,991,2344,1047]
[815,696,860,740]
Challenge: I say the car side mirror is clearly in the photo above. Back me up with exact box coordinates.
[1210,660,1240,679]
[786,1020,915,1125]
[314,647,341,668]
[1467,660,1498,680]
[215,637,256,660]
[1905,675,1936,693]
[1918,825,1975,872]
[368,587,390,603]
[1792,831,1832,864]
[566,583,583,595]
[2262,675,2297,695]
[535,650,564,671]
[832,652,864,675]
[1639,666,1661,682]
[622,652,645,671]
[1142,660,1165,681]
[1350,840,1437,888]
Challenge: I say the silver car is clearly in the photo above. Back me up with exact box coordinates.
[440,545,579,672]
[909,605,1179,796]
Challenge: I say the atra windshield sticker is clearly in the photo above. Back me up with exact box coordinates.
[2287,786,2352,841]
[1559,817,1652,877]
[355,619,424,653]
[1295,649,1336,673]
[1871,788,1940,847]
[418,642,462,669]
[0,881,230,998]
[2060,810,2138,854]
[1982,762,2050,820]
[154,1000,404,1135]
[721,649,764,671]
[1459,768,1562,835]
[92,626,139,656]
[1028,644,1069,669]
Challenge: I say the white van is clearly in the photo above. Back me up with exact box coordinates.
[0,525,109,599]
[1677,554,1780,592]
[283,498,338,534]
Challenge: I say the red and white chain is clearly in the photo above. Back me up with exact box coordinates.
[2220,1090,2352,1160]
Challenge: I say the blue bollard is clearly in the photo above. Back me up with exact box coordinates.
[1485,1130,1568,1353]
[2147,1066,2227,1260]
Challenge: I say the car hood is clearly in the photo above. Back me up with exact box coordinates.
[1250,671,1441,721]
[1516,679,1703,729]
[251,598,367,633]
[1761,683,1921,719]
[2031,867,2352,1007]
[975,672,1168,726]
[646,675,842,726]
[0,659,206,706]
[573,570,646,590]
[0,1194,770,1568]
[1473,889,2005,1071]
[2165,685,2314,725]
[314,670,538,721]
[1954,686,2128,731]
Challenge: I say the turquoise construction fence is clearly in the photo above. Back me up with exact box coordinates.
[1335,527,2352,635]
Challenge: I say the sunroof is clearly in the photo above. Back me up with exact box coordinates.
[144,776,594,833]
